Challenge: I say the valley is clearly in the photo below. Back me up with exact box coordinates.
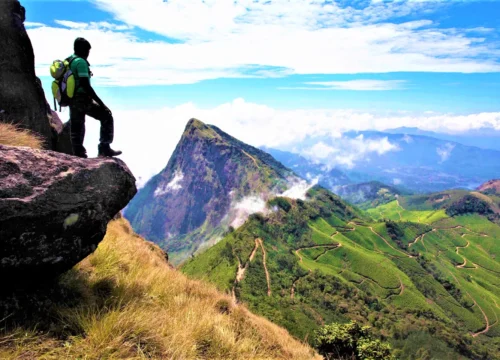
[182,187,500,359]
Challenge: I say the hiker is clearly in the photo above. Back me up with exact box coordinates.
[68,37,121,158]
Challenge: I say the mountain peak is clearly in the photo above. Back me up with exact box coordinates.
[125,118,295,264]
[182,118,221,141]
[185,118,206,130]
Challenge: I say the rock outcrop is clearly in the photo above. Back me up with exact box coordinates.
[0,145,137,287]
[0,0,55,148]
[50,111,74,155]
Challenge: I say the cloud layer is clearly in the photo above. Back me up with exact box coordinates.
[71,98,500,186]
[300,135,400,169]
[26,0,500,86]
[284,80,407,91]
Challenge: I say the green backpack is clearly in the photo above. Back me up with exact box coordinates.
[50,56,78,111]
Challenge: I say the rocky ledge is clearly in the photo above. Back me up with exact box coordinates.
[0,145,137,287]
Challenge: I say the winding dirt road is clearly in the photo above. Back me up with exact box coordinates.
[257,238,272,296]
[292,232,341,298]
[448,271,493,337]
[455,240,471,269]
[232,238,271,302]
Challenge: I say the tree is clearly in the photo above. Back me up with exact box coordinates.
[314,321,395,360]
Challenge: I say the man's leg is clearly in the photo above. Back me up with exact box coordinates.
[85,101,122,157]
[69,99,88,158]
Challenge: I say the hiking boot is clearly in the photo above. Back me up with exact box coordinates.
[98,143,122,157]
[75,152,88,159]
[73,145,88,158]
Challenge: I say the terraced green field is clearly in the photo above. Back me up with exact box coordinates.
[367,199,449,224]
[182,189,500,359]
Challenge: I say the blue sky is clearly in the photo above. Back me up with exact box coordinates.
[22,0,500,184]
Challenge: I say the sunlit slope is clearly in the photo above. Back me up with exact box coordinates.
[182,187,500,359]
[366,199,448,224]
[0,218,319,360]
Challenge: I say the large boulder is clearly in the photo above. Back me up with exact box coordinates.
[0,0,54,148]
[0,145,137,287]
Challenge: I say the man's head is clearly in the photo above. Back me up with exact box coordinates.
[74,37,91,59]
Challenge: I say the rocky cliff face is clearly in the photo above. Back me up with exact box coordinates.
[0,0,65,150]
[125,119,296,263]
[0,145,137,287]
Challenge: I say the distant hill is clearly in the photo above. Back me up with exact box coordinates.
[261,147,351,187]
[386,127,500,152]
[332,181,411,209]
[478,179,500,195]
[182,186,500,359]
[125,119,299,264]
[284,130,500,193]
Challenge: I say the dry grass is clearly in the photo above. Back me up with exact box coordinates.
[0,123,43,149]
[0,218,320,360]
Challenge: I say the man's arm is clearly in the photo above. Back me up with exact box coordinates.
[79,77,110,113]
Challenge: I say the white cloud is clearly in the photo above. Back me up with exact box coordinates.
[71,98,500,186]
[154,170,184,196]
[54,20,132,31]
[230,196,269,229]
[436,143,456,162]
[300,135,400,169]
[402,134,414,143]
[393,178,403,185]
[279,177,319,200]
[24,22,46,28]
[284,79,406,91]
[27,0,500,86]
[228,175,317,228]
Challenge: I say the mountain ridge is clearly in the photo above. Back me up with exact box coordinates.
[125,118,299,264]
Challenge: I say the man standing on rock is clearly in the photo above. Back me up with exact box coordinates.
[69,37,122,158]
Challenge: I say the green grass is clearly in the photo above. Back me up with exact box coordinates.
[182,192,500,360]
[367,200,449,224]
[0,219,318,360]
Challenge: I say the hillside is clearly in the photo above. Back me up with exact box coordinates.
[277,131,500,193]
[182,186,500,359]
[341,131,500,192]
[0,217,318,359]
[478,179,500,195]
[332,181,410,210]
[125,119,297,264]
[386,127,500,152]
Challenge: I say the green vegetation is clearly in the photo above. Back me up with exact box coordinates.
[334,181,411,210]
[183,187,500,359]
[446,194,493,217]
[0,219,318,360]
[366,199,448,224]
[315,321,394,360]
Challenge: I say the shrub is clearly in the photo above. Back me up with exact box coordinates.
[314,321,394,360]
[446,195,492,216]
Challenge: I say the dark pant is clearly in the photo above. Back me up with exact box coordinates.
[69,95,114,155]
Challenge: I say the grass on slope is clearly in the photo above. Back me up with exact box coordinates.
[0,219,318,360]
[367,200,448,224]
[0,123,43,149]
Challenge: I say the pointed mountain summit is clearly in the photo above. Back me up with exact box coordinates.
[125,118,298,263]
